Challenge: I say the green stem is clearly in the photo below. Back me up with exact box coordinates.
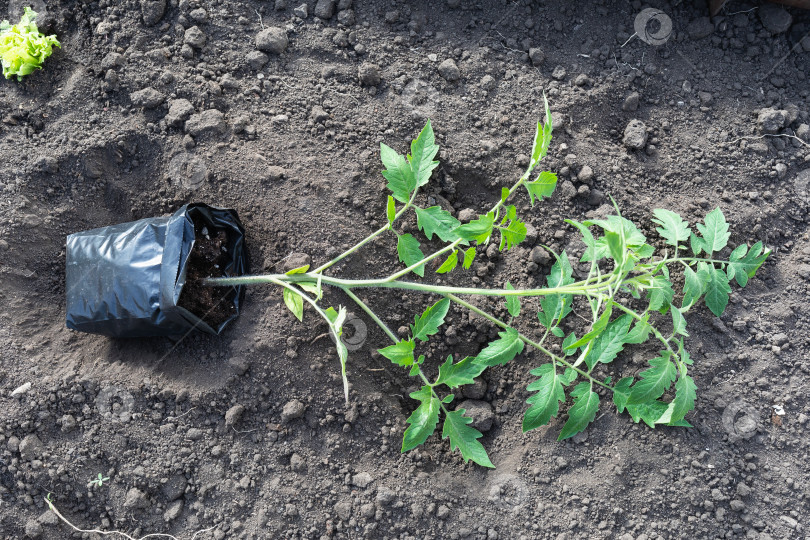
[445,294,613,391]
[205,272,617,298]
[313,189,419,274]
[340,287,398,343]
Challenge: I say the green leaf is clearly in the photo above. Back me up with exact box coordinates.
[402,386,441,452]
[702,264,731,317]
[474,328,524,366]
[582,314,632,370]
[454,213,495,244]
[505,282,521,318]
[462,247,476,269]
[625,400,670,428]
[689,232,704,256]
[605,230,624,266]
[696,208,730,255]
[566,305,612,350]
[525,171,558,206]
[682,266,707,309]
[624,315,652,344]
[525,95,554,175]
[408,120,440,189]
[646,276,675,313]
[414,206,462,243]
[498,217,527,251]
[386,195,396,225]
[381,143,415,203]
[0,8,60,81]
[396,233,425,277]
[282,288,304,322]
[671,306,688,337]
[627,354,677,405]
[727,241,769,287]
[652,209,691,247]
[442,409,494,468]
[285,265,310,275]
[436,355,487,388]
[378,340,415,366]
[412,298,450,342]
[298,282,323,300]
[670,373,697,423]
[523,363,566,432]
[566,219,599,262]
[436,250,458,274]
[537,251,574,328]
[612,377,634,413]
[500,187,510,202]
[558,382,599,440]
[561,332,579,356]
[587,215,647,247]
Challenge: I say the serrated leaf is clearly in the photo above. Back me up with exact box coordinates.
[396,233,425,277]
[689,232,704,256]
[474,327,524,366]
[624,315,652,344]
[282,288,304,322]
[386,195,396,225]
[727,241,769,287]
[454,213,495,243]
[612,377,634,413]
[627,354,676,405]
[500,187,510,202]
[414,206,462,243]
[566,305,612,350]
[682,266,707,309]
[298,282,323,300]
[566,219,599,262]
[499,218,527,251]
[412,298,450,342]
[646,276,675,313]
[402,386,440,452]
[587,215,647,248]
[523,363,565,432]
[562,332,578,356]
[696,208,730,255]
[605,230,624,266]
[652,209,691,247]
[558,382,599,440]
[436,355,487,388]
[538,251,574,328]
[703,265,731,317]
[582,314,632,369]
[436,250,458,274]
[462,247,476,269]
[505,282,521,318]
[378,340,415,366]
[525,171,558,206]
[671,306,688,337]
[625,400,670,428]
[442,409,494,468]
[670,373,697,423]
[409,120,440,189]
[381,143,415,203]
[285,265,310,275]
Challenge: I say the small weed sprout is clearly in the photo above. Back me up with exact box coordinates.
[89,473,110,488]
[207,97,769,468]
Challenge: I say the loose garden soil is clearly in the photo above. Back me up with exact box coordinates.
[0,0,809,539]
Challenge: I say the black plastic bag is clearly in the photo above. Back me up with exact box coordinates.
[65,203,248,338]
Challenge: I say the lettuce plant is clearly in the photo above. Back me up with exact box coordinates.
[207,98,769,468]
[0,7,60,80]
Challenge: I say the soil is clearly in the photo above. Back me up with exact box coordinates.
[178,216,238,329]
[1,0,809,539]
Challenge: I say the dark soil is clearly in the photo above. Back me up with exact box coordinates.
[1,0,809,539]
[178,216,238,329]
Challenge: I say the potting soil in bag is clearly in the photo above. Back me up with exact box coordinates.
[65,203,248,337]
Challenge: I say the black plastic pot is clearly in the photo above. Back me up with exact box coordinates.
[65,203,248,338]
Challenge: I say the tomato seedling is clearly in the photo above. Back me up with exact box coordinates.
[207,97,769,468]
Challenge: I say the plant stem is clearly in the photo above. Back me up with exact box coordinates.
[445,294,613,391]
[340,287,398,343]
